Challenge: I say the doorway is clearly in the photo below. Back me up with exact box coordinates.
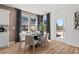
[55,18,67,43]
[56,19,64,39]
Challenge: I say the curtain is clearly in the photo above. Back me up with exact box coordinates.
[46,13,50,39]
[15,9,21,42]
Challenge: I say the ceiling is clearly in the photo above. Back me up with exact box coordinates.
[4,4,79,15]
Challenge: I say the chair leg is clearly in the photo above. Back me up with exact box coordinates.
[47,41,49,46]
[45,40,49,47]
[45,42,47,47]
[33,45,35,54]
[19,41,22,48]
[24,42,27,53]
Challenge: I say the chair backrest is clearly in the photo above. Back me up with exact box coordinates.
[43,31,47,37]
[46,33,49,40]
[45,33,49,42]
[19,33,25,41]
[25,35,35,46]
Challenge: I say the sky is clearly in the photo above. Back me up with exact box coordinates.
[56,19,64,26]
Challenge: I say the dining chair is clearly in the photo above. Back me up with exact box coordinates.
[40,31,47,39]
[46,33,49,46]
[24,35,38,53]
[19,32,26,48]
[39,33,49,47]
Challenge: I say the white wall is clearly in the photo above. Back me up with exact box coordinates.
[50,5,79,47]
[66,8,79,47]
[0,9,9,25]
[0,5,17,42]
[0,9,10,47]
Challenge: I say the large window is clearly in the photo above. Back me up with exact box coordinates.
[30,16,37,32]
[20,15,29,32]
[20,13,38,33]
[43,15,47,31]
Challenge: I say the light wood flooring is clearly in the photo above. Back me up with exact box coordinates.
[0,40,79,54]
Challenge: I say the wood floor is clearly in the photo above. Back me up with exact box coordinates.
[0,40,79,54]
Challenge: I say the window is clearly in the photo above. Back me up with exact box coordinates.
[21,15,29,32]
[30,16,37,32]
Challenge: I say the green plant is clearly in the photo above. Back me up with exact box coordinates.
[39,22,47,32]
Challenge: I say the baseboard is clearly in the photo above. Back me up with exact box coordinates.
[9,41,15,45]
[66,42,79,47]
[54,39,79,47]
[0,41,15,48]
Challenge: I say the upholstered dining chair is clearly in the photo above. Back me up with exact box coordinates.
[19,32,26,48]
[46,33,49,46]
[24,35,38,53]
[39,33,49,47]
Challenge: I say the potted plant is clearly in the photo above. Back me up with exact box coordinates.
[39,22,47,33]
